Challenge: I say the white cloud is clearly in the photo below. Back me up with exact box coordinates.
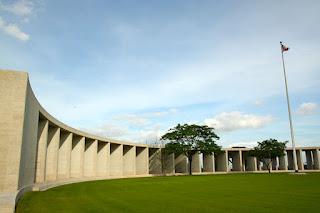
[0,16,29,41]
[83,122,165,144]
[296,102,318,115]
[84,123,129,138]
[136,125,164,144]
[112,108,178,127]
[113,114,149,126]
[1,0,34,16]
[228,141,258,148]
[204,111,273,132]
[253,99,264,107]
[144,108,178,117]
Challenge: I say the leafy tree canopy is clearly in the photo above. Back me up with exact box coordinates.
[161,124,221,174]
[249,138,287,173]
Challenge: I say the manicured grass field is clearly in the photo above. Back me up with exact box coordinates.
[17,173,320,213]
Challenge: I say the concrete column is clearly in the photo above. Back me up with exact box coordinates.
[203,153,215,172]
[84,139,98,177]
[246,156,257,171]
[175,154,188,173]
[257,159,262,171]
[136,147,149,175]
[110,144,123,177]
[191,152,201,173]
[45,126,60,182]
[241,151,246,171]
[97,142,110,177]
[287,150,294,170]
[149,148,162,174]
[35,119,48,183]
[312,149,320,170]
[123,145,136,176]
[279,151,288,170]
[70,136,85,178]
[228,151,242,171]
[296,149,304,171]
[305,150,313,170]
[236,151,242,171]
[215,151,228,172]
[163,152,175,175]
[271,157,278,170]
[57,132,72,179]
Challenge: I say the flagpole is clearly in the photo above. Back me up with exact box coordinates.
[280,41,298,172]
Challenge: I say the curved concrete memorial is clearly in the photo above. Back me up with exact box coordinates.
[0,70,319,212]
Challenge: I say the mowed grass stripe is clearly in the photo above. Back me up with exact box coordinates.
[17,173,320,213]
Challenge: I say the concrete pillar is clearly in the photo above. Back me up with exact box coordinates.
[97,142,110,177]
[175,154,188,173]
[149,148,162,174]
[191,152,201,173]
[236,151,242,171]
[296,149,304,171]
[35,119,48,183]
[287,150,294,170]
[136,147,149,175]
[83,139,98,177]
[163,152,175,175]
[57,132,72,179]
[110,144,123,177]
[228,151,242,171]
[70,136,85,178]
[215,151,228,172]
[45,126,60,182]
[271,157,278,170]
[123,145,136,176]
[279,151,288,170]
[241,151,246,171]
[312,149,320,170]
[203,153,215,172]
[257,159,262,171]
[246,156,257,171]
[305,150,313,170]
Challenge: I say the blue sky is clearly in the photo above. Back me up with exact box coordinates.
[0,0,319,147]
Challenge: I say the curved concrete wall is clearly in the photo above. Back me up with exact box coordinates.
[0,70,319,212]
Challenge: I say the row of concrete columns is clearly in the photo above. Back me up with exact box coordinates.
[35,119,149,184]
[35,119,320,182]
[166,149,320,174]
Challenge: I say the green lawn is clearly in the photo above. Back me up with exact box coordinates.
[17,173,320,213]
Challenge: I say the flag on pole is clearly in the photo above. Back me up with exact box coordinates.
[281,42,289,52]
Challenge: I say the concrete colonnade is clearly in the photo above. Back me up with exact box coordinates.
[171,148,320,175]
[35,118,151,183]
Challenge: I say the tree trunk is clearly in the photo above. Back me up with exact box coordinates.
[188,156,192,175]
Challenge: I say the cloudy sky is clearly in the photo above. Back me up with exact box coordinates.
[1,0,319,147]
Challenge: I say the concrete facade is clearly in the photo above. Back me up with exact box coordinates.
[96,142,110,177]
[191,152,201,173]
[58,131,72,180]
[123,145,136,176]
[215,151,228,172]
[0,70,320,212]
[203,153,215,172]
[136,147,149,175]
[84,139,98,177]
[70,136,85,178]
[175,154,188,173]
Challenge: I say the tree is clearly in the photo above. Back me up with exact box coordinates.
[160,124,221,175]
[249,139,287,173]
